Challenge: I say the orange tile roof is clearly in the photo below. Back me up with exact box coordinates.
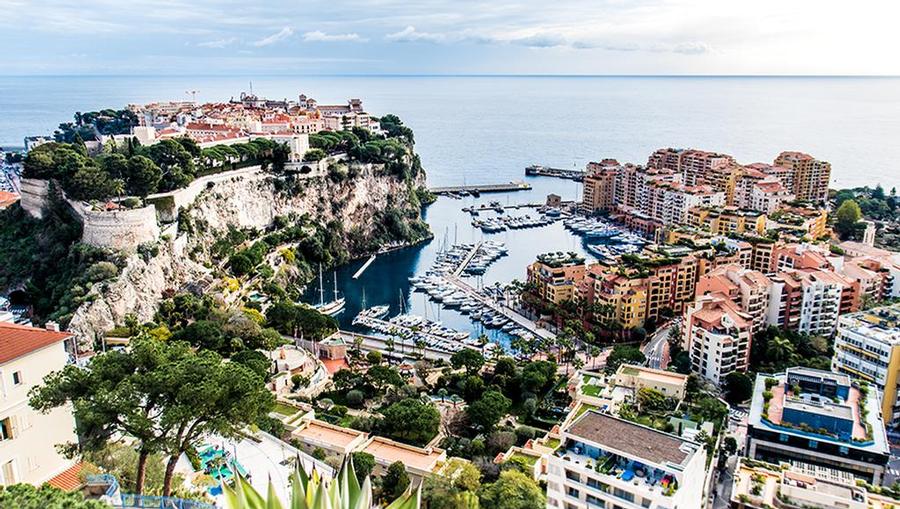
[0,191,19,209]
[46,462,85,491]
[321,358,349,374]
[0,322,71,365]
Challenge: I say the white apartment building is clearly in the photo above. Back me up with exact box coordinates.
[796,271,843,336]
[547,411,706,509]
[832,304,900,428]
[682,294,754,385]
[0,323,77,486]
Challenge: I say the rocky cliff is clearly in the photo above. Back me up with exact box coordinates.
[66,163,428,348]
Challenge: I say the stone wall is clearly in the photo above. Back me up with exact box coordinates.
[19,178,50,219]
[70,201,161,251]
[145,165,264,223]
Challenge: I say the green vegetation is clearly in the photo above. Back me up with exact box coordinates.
[605,344,646,374]
[55,109,138,142]
[834,199,862,240]
[222,458,420,509]
[378,398,441,446]
[30,332,274,496]
[750,326,832,373]
[478,470,545,509]
[0,202,121,327]
[0,483,108,509]
[25,133,289,201]
[724,372,755,404]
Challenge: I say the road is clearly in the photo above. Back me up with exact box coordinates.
[644,319,677,369]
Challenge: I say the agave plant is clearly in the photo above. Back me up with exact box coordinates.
[223,457,420,509]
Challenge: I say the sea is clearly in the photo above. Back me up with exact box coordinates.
[2,75,899,345]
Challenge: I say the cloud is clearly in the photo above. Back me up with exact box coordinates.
[198,37,236,48]
[571,39,711,55]
[511,33,568,48]
[253,27,294,47]
[302,30,366,42]
[385,26,446,43]
[672,41,711,55]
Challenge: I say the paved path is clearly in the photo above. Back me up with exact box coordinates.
[445,275,556,341]
[643,319,677,369]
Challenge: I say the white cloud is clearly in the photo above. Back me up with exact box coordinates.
[302,31,366,42]
[385,26,447,43]
[198,37,236,48]
[511,33,567,48]
[253,27,294,47]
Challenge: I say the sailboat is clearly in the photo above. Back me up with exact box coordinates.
[314,265,346,316]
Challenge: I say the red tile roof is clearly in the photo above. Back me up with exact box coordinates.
[0,191,19,209]
[0,322,71,365]
[46,462,85,491]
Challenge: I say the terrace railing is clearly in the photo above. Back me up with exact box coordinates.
[117,493,217,509]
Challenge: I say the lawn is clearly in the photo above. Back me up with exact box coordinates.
[582,384,603,397]
[273,402,300,416]
[574,403,599,419]
[510,452,539,467]
[544,437,561,450]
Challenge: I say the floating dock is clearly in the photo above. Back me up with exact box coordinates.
[525,165,585,181]
[352,255,376,279]
[429,180,532,195]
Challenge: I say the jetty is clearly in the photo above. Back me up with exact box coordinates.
[337,330,454,362]
[352,255,376,279]
[429,180,531,195]
[453,242,482,277]
[525,165,585,181]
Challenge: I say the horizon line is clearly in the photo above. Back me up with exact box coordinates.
[1,73,899,79]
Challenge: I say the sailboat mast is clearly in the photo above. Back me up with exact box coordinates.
[318,264,324,305]
[333,271,339,300]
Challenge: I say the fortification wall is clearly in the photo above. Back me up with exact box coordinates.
[68,200,160,251]
[145,165,264,222]
[18,178,50,219]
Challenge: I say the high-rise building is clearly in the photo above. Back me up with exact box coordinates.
[546,411,707,509]
[746,368,889,484]
[832,304,900,429]
[774,151,832,203]
[695,264,772,332]
[527,253,588,305]
[682,293,754,384]
[580,161,618,214]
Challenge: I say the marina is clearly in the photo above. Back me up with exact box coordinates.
[429,180,532,196]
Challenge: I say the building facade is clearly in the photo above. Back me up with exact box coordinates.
[0,323,78,486]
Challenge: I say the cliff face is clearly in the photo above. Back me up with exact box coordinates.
[66,164,427,347]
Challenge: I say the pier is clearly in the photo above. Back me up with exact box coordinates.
[453,242,482,277]
[525,165,585,181]
[348,315,470,354]
[429,180,532,195]
[443,275,556,341]
[462,202,543,214]
[352,255,376,279]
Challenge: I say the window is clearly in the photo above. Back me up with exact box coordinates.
[586,495,606,508]
[1,460,15,485]
[11,372,21,386]
[612,488,634,503]
[0,418,12,441]
[567,487,580,499]
[808,440,818,449]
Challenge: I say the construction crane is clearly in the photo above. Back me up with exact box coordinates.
[185,90,199,103]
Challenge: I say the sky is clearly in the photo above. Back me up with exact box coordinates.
[1,0,899,76]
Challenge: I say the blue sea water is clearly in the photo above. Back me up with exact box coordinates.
[2,75,899,344]
[1,75,900,189]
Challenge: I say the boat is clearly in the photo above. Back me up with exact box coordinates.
[314,265,345,316]
[362,305,390,319]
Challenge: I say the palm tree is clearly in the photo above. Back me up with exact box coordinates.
[415,338,427,359]
[766,336,795,366]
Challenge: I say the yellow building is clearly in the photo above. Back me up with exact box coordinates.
[774,151,832,203]
[687,206,766,236]
[527,253,587,305]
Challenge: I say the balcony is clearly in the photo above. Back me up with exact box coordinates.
[556,443,679,497]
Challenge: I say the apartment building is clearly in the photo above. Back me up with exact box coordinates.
[766,269,844,336]
[774,151,832,203]
[696,264,772,332]
[527,253,588,305]
[580,268,649,329]
[0,323,77,486]
[683,293,754,384]
[647,147,735,187]
[832,304,900,429]
[580,161,619,214]
[748,162,795,195]
[546,411,706,509]
[687,206,766,236]
[767,204,829,240]
[746,368,890,484]
[730,459,875,509]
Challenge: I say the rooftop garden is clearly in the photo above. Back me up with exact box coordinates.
[536,251,585,268]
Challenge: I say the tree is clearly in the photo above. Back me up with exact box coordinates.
[0,483,108,509]
[368,364,404,393]
[722,436,738,456]
[478,470,545,509]
[125,155,162,197]
[451,349,485,376]
[350,451,376,485]
[382,461,411,502]
[304,148,327,161]
[723,371,754,405]
[441,457,482,492]
[835,199,862,239]
[30,336,185,494]
[171,320,230,355]
[466,391,511,431]
[605,345,646,374]
[379,398,440,446]
[367,350,383,365]
[231,349,271,381]
[157,347,273,495]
